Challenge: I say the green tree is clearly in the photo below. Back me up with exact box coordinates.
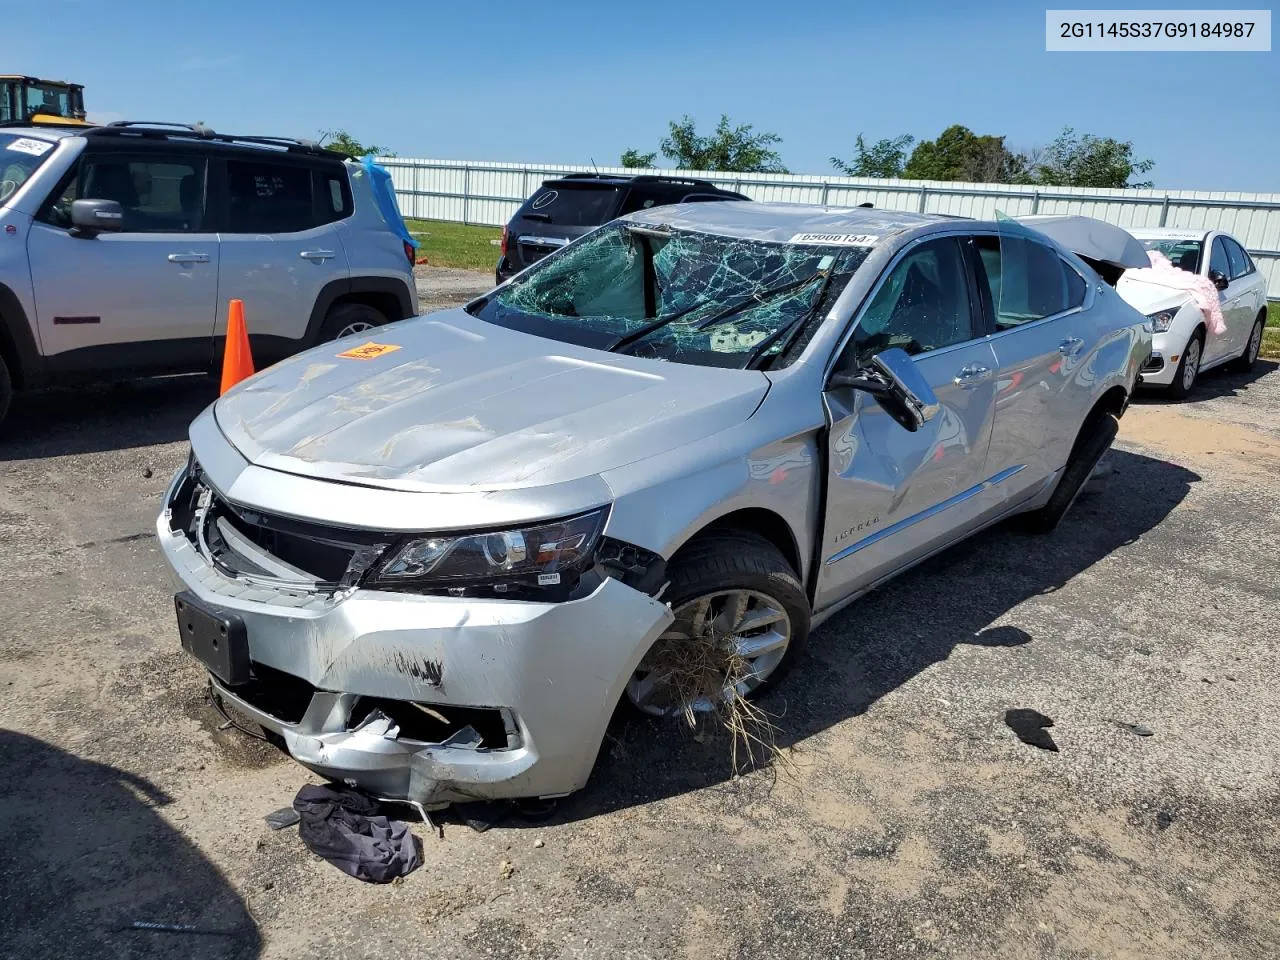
[318,129,394,159]
[830,134,914,178]
[657,114,788,173]
[620,148,658,168]
[1024,127,1154,188]
[903,125,1023,183]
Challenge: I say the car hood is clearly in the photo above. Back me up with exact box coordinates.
[213,308,770,493]
[1115,275,1194,315]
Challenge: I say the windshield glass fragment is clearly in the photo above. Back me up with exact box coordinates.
[467,223,869,368]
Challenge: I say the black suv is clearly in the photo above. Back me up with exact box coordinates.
[495,173,748,282]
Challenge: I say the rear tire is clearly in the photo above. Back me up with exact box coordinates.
[318,302,388,342]
[1022,411,1120,534]
[1165,330,1203,400]
[1230,315,1264,373]
[0,353,12,434]
[625,531,810,720]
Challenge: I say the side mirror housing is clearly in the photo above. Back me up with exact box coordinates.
[828,347,940,432]
[1208,269,1229,291]
[70,199,124,236]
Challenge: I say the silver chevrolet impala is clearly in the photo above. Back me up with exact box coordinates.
[158,203,1150,809]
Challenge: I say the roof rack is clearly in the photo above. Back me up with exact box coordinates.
[82,121,337,157]
[556,171,726,190]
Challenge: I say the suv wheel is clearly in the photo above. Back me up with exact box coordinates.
[0,353,12,433]
[319,303,388,342]
[625,531,809,720]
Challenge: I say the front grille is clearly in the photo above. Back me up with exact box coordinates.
[173,465,389,588]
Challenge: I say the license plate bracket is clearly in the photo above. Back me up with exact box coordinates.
[174,591,249,686]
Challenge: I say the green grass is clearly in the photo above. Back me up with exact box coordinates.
[405,219,501,272]
[1262,327,1280,360]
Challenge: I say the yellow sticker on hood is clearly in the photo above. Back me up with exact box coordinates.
[337,341,402,360]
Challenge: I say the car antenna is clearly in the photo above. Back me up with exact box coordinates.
[590,156,600,174]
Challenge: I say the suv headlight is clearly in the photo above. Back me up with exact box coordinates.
[371,509,607,590]
[1146,309,1176,333]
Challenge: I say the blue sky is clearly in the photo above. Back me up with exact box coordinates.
[12,0,1277,191]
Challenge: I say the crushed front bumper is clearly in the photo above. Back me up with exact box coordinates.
[157,476,672,808]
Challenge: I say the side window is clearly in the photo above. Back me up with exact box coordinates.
[45,155,206,232]
[850,237,975,362]
[226,159,315,233]
[975,235,1082,329]
[1224,238,1252,279]
[1209,237,1230,279]
[322,173,350,223]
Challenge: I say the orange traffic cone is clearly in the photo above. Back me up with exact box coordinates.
[219,299,255,395]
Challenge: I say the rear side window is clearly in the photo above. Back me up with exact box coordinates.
[44,155,207,232]
[226,159,315,233]
[977,235,1085,329]
[518,185,620,226]
[1224,237,1253,279]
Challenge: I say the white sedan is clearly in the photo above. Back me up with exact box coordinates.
[1119,228,1269,398]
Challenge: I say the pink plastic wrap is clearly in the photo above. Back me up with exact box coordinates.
[1123,250,1226,336]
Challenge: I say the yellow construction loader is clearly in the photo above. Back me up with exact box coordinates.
[0,76,89,125]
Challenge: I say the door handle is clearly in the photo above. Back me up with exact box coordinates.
[300,250,336,261]
[953,364,991,387]
[1058,337,1084,356]
[167,253,209,264]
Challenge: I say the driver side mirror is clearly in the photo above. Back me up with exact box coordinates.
[829,347,940,432]
[70,199,123,237]
[1208,269,1229,291]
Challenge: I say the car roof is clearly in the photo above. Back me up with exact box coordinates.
[618,200,949,243]
[1128,226,1212,242]
[0,125,81,141]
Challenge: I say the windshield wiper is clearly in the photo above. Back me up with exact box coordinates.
[607,270,825,355]
[741,269,838,370]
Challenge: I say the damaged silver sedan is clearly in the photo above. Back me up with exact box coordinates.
[159,203,1150,808]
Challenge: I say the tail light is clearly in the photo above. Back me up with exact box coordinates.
[500,225,509,257]
[403,240,415,266]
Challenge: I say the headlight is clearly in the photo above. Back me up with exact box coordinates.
[372,509,607,590]
[1146,309,1176,333]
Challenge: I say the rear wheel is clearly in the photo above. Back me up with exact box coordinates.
[1230,316,1264,373]
[625,532,809,722]
[1022,410,1120,534]
[319,302,389,342]
[1166,330,1202,400]
[0,352,12,433]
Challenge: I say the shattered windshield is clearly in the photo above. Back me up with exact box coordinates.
[467,223,868,369]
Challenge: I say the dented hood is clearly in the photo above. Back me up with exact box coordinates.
[213,308,770,492]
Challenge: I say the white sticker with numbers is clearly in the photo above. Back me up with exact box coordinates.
[789,233,879,246]
[5,137,54,157]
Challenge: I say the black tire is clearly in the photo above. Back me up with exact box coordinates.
[1166,329,1203,400]
[318,302,388,342]
[1022,411,1120,534]
[631,531,810,715]
[1230,315,1265,373]
[0,352,12,434]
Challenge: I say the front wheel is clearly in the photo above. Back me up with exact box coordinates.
[1230,317,1264,373]
[625,532,809,722]
[1166,331,1202,400]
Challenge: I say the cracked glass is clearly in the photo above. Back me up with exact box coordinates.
[469,223,870,369]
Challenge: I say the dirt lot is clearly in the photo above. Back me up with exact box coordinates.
[2,272,1278,959]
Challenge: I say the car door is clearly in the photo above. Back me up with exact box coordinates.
[1223,236,1264,347]
[25,145,218,372]
[213,153,349,356]
[972,226,1094,502]
[814,234,999,612]
[1204,235,1242,362]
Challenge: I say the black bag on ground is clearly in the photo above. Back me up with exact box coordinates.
[292,784,422,883]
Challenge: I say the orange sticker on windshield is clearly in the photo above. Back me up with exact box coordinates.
[337,341,401,360]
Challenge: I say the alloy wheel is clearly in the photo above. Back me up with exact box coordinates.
[1247,323,1262,363]
[626,589,792,719]
[336,320,375,339]
[1182,337,1201,391]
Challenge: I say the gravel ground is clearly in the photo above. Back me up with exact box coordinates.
[1,273,1278,959]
